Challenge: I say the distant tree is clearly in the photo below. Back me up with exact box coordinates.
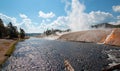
[54,29,62,33]
[20,28,25,39]
[7,22,13,38]
[45,29,52,36]
[8,22,13,27]
[0,19,26,39]
[44,28,71,36]
[7,22,19,38]
[0,19,6,38]
[13,26,19,38]
[66,29,71,32]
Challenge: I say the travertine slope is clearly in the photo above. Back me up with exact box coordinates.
[59,29,112,43]
[104,28,120,46]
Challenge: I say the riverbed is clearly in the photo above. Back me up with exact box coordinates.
[2,37,120,71]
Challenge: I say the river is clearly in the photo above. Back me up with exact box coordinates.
[2,37,120,71]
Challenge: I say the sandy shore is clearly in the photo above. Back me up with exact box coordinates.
[0,39,18,67]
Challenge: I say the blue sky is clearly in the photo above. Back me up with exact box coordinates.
[0,0,66,22]
[83,0,120,15]
[0,0,120,33]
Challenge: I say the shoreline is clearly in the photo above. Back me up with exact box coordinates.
[0,39,18,69]
[0,38,28,69]
[35,28,120,47]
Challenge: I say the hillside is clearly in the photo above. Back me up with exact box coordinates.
[59,28,120,46]
[59,29,112,43]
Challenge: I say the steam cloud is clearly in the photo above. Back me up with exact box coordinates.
[64,0,113,31]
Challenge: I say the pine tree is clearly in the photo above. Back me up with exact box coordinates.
[0,19,5,38]
[20,28,25,39]
[7,22,19,38]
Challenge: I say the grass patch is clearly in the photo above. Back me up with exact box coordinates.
[0,40,18,69]
[4,38,28,57]
[0,38,28,69]
[4,38,27,57]
[4,40,18,57]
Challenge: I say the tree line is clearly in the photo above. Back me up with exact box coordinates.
[44,29,71,36]
[0,18,25,39]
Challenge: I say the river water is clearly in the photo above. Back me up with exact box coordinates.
[2,37,120,71]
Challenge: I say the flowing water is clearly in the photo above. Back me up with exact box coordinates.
[1,37,120,71]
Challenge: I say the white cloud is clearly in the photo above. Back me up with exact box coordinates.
[19,14,32,25]
[19,14,61,33]
[0,13,46,33]
[88,11,113,24]
[117,15,120,20]
[39,11,55,18]
[116,15,120,25]
[0,13,19,26]
[0,13,34,33]
[46,19,51,22]
[35,16,69,31]
[20,14,28,19]
[112,5,120,12]
[110,15,120,25]
[48,16,69,30]
[19,14,45,33]
[19,14,32,30]
[0,13,53,33]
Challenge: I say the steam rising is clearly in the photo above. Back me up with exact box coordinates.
[68,0,88,31]
[64,0,113,31]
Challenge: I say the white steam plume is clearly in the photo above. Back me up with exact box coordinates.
[64,0,113,31]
